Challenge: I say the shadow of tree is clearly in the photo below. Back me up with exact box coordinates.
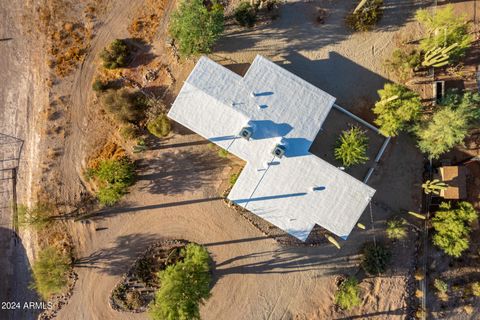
[74,233,161,276]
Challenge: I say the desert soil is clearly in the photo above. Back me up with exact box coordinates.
[0,0,47,319]
[5,0,477,319]
[56,0,430,319]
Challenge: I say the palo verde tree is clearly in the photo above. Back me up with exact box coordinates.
[149,243,211,320]
[31,246,70,300]
[100,39,130,69]
[415,91,480,159]
[334,127,369,167]
[169,0,224,57]
[87,157,135,206]
[432,201,478,258]
[373,83,422,137]
[416,4,473,62]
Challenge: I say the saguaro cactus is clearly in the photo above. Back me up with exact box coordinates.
[422,43,459,67]
[422,179,449,195]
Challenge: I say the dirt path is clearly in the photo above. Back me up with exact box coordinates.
[55,0,146,205]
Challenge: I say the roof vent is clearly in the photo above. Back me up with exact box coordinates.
[250,91,256,98]
[272,144,286,158]
[239,127,253,140]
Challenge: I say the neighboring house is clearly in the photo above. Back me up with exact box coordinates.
[168,55,375,241]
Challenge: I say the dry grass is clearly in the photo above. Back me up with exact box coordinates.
[25,0,106,77]
[127,0,166,42]
[87,141,126,170]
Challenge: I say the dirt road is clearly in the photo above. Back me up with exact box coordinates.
[0,0,44,319]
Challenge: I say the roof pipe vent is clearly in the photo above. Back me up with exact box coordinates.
[239,127,253,140]
[272,144,286,158]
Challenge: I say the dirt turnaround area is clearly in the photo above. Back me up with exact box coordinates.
[6,0,468,319]
[51,0,432,319]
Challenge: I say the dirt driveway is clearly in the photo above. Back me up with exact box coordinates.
[58,130,416,320]
[58,0,427,319]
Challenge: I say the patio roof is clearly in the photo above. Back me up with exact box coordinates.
[168,55,376,241]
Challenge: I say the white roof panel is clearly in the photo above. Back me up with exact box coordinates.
[168,55,375,241]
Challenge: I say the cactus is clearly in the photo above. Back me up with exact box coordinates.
[353,0,368,14]
[422,43,459,67]
[422,179,449,195]
[326,235,341,249]
[408,211,426,220]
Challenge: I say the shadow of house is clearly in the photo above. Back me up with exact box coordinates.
[0,227,40,320]
[280,51,389,115]
[216,0,423,55]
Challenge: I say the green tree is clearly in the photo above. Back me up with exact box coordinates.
[100,39,130,69]
[235,2,256,27]
[170,0,224,56]
[31,246,70,300]
[386,217,407,240]
[415,91,480,159]
[149,244,211,320]
[373,83,422,137]
[362,243,391,275]
[416,5,473,61]
[432,201,478,258]
[335,276,362,310]
[384,48,421,82]
[334,127,369,167]
[88,157,135,206]
[17,203,53,230]
[147,114,171,138]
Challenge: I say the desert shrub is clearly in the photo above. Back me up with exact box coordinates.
[218,148,229,158]
[384,48,421,82]
[346,0,383,31]
[229,172,239,186]
[31,246,70,300]
[373,83,422,137]
[235,2,256,27]
[434,279,448,295]
[149,244,211,320]
[17,203,53,230]
[120,124,140,140]
[101,88,148,124]
[471,282,480,297]
[415,91,480,159]
[89,157,135,206]
[334,127,369,167]
[100,39,129,69]
[386,217,407,240]
[147,114,171,138]
[416,4,473,61]
[361,243,391,275]
[432,201,478,257]
[92,78,108,92]
[169,0,224,56]
[335,276,362,310]
[125,291,143,310]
